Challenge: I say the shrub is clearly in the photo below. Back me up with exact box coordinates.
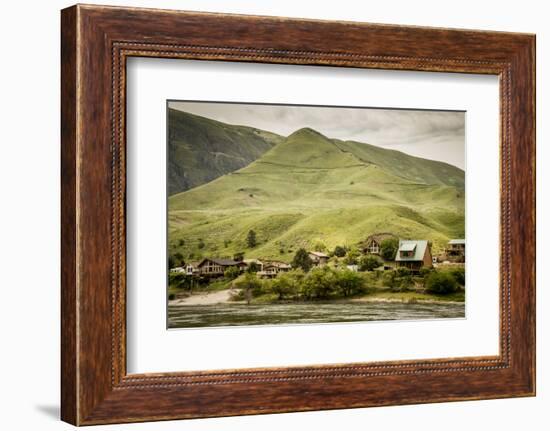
[399,275,415,290]
[343,247,360,265]
[359,255,382,272]
[396,267,411,277]
[425,271,459,294]
[383,270,400,289]
[197,239,205,249]
[418,267,433,278]
[449,267,466,285]
[168,293,175,301]
[380,238,399,260]
[333,245,347,258]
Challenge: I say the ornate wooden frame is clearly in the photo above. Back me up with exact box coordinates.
[61,4,535,425]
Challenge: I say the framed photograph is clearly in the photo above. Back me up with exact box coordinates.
[61,4,535,425]
[164,101,467,329]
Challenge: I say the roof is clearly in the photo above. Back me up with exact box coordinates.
[400,243,417,252]
[198,258,241,266]
[448,239,466,245]
[309,251,329,258]
[395,240,429,262]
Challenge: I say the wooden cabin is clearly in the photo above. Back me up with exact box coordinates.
[395,240,432,272]
[196,258,246,277]
[360,233,398,256]
[308,251,329,267]
[185,261,200,276]
[445,239,466,262]
[257,261,292,278]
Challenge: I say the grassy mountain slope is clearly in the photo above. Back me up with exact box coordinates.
[168,123,465,262]
[168,108,284,195]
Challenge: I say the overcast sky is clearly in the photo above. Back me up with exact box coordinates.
[169,101,465,170]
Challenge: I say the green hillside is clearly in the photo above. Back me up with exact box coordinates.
[168,122,465,262]
[168,108,284,195]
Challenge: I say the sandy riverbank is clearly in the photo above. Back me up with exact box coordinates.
[170,289,237,306]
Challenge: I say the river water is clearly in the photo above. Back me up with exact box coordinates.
[168,301,465,329]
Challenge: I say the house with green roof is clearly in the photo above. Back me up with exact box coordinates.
[395,240,433,272]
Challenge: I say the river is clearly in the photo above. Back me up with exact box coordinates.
[168,301,465,329]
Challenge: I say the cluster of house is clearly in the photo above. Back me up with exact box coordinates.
[362,233,465,270]
[170,251,330,279]
[170,234,465,278]
[170,257,294,279]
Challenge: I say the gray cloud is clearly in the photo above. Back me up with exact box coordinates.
[168,101,465,169]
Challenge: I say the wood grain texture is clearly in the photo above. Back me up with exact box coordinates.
[60,4,536,425]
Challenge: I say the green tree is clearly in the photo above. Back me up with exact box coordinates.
[292,248,313,272]
[335,270,364,297]
[197,239,205,249]
[168,253,184,268]
[302,267,335,299]
[425,271,458,294]
[224,266,240,280]
[246,262,260,273]
[380,238,399,260]
[333,245,347,258]
[246,230,257,248]
[343,247,360,265]
[271,273,298,300]
[396,267,411,277]
[233,273,263,305]
[359,255,382,271]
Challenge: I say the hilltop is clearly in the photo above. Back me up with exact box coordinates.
[168,114,465,262]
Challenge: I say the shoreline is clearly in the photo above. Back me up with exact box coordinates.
[169,289,464,306]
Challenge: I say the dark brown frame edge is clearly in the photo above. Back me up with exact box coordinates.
[61,4,535,426]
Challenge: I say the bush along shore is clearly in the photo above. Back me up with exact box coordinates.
[168,265,465,306]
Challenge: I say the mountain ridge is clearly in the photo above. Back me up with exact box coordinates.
[168,108,284,195]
